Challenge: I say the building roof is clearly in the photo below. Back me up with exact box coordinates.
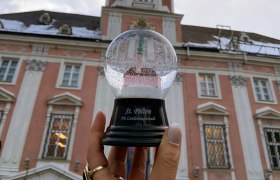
[0,10,279,56]
[0,10,101,39]
[182,24,280,57]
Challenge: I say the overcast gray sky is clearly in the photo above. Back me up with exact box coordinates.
[0,0,279,40]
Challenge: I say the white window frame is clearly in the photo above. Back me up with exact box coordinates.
[256,107,280,176]
[56,61,85,90]
[251,77,277,104]
[42,113,74,160]
[196,72,222,99]
[38,108,80,170]
[197,102,235,179]
[0,56,22,85]
[0,88,15,136]
[203,124,231,169]
[263,128,280,169]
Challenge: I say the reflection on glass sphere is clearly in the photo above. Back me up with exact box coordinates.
[105,29,177,99]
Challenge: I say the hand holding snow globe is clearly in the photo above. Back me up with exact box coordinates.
[102,29,177,146]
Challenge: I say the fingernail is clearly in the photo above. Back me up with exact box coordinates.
[168,123,181,145]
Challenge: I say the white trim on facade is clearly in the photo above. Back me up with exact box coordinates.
[37,93,82,172]
[92,74,115,157]
[56,60,85,90]
[166,80,189,180]
[197,103,235,180]
[163,17,176,44]
[196,72,222,100]
[0,55,23,85]
[250,76,277,104]
[5,164,82,180]
[0,68,44,176]
[256,106,280,180]
[232,84,264,179]
[105,12,122,40]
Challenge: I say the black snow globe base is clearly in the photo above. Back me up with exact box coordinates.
[102,98,168,147]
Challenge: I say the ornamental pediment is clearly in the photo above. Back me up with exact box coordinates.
[196,102,229,116]
[8,164,81,180]
[0,88,15,102]
[47,93,83,106]
[255,107,280,120]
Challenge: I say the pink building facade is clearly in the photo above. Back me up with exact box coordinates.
[0,0,280,179]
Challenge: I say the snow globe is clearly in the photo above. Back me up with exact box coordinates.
[102,29,177,146]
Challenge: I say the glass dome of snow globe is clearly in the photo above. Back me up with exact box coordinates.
[102,29,178,147]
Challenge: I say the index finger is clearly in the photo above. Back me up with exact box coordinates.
[149,123,181,180]
[87,111,114,180]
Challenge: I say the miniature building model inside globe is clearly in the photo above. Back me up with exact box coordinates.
[103,29,178,146]
[105,29,177,99]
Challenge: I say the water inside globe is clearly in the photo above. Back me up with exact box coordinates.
[105,29,177,99]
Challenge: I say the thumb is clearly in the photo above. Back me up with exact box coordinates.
[150,123,182,180]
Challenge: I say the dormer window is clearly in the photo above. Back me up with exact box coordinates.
[39,12,51,25]
[58,24,72,35]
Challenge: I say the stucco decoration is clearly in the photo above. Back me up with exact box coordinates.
[229,75,247,86]
[130,18,155,30]
[175,73,182,82]
[38,12,52,25]
[26,59,47,71]
[58,24,72,35]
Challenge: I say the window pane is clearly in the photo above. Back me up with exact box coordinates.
[61,64,81,87]
[43,113,73,159]
[254,78,272,102]
[267,132,273,142]
[276,133,280,143]
[0,59,18,82]
[204,124,230,168]
[265,128,280,169]
[199,74,217,97]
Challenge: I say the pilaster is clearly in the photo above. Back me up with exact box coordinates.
[0,60,46,176]
[166,72,189,179]
[229,62,264,179]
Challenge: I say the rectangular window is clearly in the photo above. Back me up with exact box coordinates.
[253,78,273,101]
[204,124,230,168]
[0,58,18,83]
[199,74,217,97]
[43,113,73,159]
[61,64,81,87]
[264,128,280,169]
